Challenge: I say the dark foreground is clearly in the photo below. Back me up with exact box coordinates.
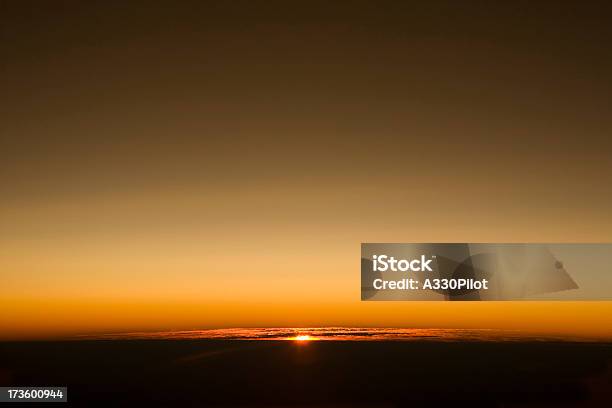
[1,340,611,407]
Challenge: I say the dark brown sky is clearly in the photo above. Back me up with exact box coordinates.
[1,1,612,338]
[3,1,612,198]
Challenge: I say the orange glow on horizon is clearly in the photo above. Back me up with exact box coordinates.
[2,295,612,341]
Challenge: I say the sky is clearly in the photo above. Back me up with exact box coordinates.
[1,1,612,339]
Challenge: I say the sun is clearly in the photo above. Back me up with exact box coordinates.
[291,334,317,342]
[295,335,311,341]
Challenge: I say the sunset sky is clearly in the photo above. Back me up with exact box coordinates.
[1,1,612,340]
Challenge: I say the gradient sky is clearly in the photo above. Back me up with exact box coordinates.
[1,1,612,339]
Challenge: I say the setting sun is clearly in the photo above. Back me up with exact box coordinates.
[293,335,315,342]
